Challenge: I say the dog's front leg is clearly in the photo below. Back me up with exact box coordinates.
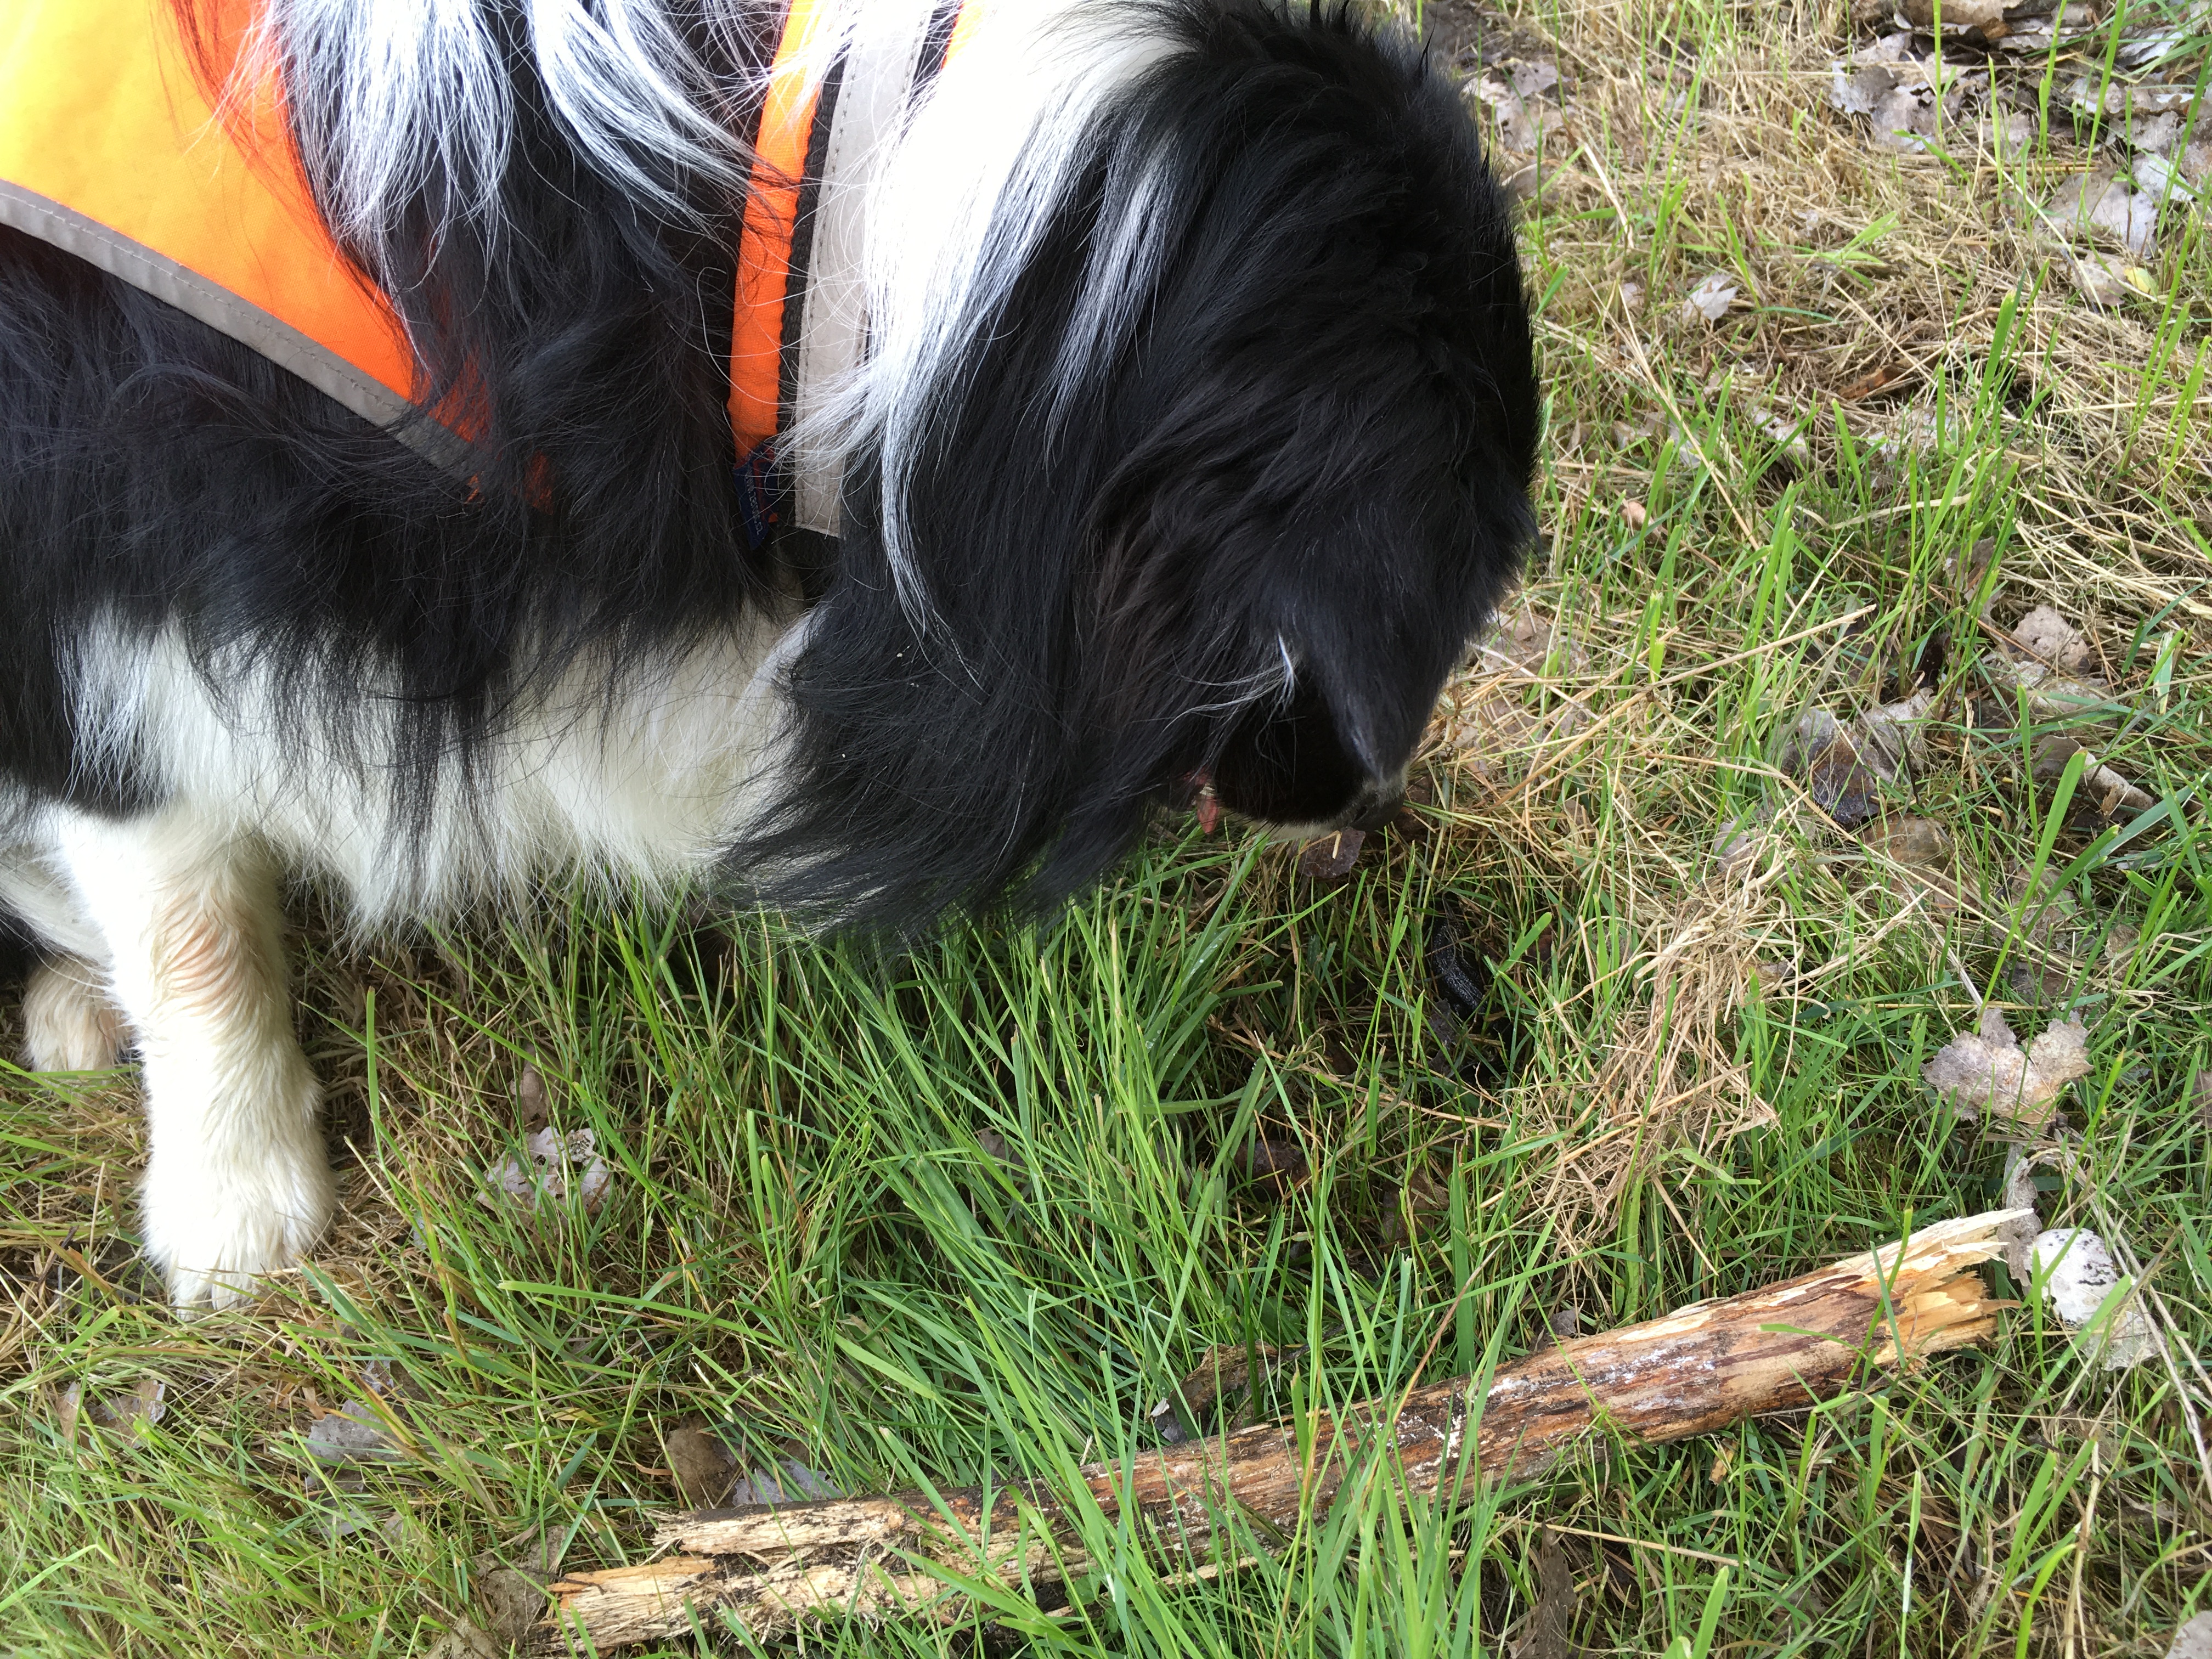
[51,810,333,1308]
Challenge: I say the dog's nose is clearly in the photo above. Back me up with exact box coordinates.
[1347,786,1404,833]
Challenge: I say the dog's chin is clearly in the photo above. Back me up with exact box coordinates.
[1203,771,1410,845]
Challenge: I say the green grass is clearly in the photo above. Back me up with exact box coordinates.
[4,0,2211,1653]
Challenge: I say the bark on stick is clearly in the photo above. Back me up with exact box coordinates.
[549,1210,2025,1647]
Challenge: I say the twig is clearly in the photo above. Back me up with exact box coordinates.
[545,1214,2024,1648]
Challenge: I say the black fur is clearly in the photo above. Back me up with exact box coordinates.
[740,3,1537,923]
[0,0,1534,934]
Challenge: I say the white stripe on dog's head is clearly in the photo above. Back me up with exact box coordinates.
[845,2,1184,623]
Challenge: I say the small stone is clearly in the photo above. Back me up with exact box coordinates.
[2028,1229,2157,1370]
[2165,1612,2212,1659]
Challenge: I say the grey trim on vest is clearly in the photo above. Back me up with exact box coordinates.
[787,0,938,538]
[0,179,471,478]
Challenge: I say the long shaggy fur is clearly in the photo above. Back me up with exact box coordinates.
[1,0,1537,1302]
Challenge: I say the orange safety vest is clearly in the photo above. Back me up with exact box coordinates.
[0,0,979,482]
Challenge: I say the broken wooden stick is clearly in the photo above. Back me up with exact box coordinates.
[549,1210,2025,1647]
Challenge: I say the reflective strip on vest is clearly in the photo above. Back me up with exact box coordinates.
[0,0,460,470]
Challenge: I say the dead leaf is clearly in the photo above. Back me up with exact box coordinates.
[1898,0,2017,40]
[2046,172,2158,257]
[2068,249,2156,307]
[1839,363,1909,401]
[974,1127,1029,1180]
[1515,1527,1581,1659]
[667,1424,736,1508]
[2028,1228,2157,1369]
[305,1400,408,1465]
[1982,641,2115,725]
[1472,72,1570,159]
[2030,735,2154,816]
[2166,1613,2212,1659]
[483,1126,613,1215]
[86,1377,166,1447]
[1405,1166,1451,1214]
[1150,1341,1290,1442]
[2194,1070,2212,1131]
[516,1066,550,1132]
[1744,400,1811,467]
[2132,151,2197,200]
[1865,815,1950,865]
[1299,829,1365,882]
[1712,807,1779,876]
[2064,76,2200,121]
[1830,63,1897,117]
[1981,109,2035,153]
[2010,605,2092,672]
[1709,1443,1736,1483]
[1869,87,1938,150]
[474,1522,566,1581]
[1510,60,1561,100]
[1684,273,1739,323]
[1922,1008,2090,1126]
[477,1568,546,1644]
[1781,709,1887,827]
[357,1357,422,1401]
[1482,602,1588,676]
[2002,869,2099,960]
[52,1381,82,1445]
[1859,690,1933,777]
[419,1623,501,1659]
[2135,111,2187,155]
[1242,1137,1310,1186]
[1997,1160,2044,1278]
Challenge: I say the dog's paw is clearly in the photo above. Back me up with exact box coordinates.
[143,1124,336,1310]
[20,958,126,1073]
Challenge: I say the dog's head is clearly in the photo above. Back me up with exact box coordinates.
[739,1,1537,929]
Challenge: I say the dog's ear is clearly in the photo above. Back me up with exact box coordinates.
[1125,465,1526,832]
[731,0,1538,932]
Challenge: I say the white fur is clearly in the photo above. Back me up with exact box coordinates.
[20,957,125,1073]
[44,809,331,1309]
[7,607,800,1305]
[837,2,1180,619]
[258,0,858,240]
[65,608,799,925]
[259,0,1187,614]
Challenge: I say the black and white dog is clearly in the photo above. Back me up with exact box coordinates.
[0,0,1536,1305]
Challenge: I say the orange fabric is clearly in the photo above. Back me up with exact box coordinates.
[0,0,417,402]
[2,0,984,463]
[728,0,983,456]
[943,0,989,65]
[728,0,834,454]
